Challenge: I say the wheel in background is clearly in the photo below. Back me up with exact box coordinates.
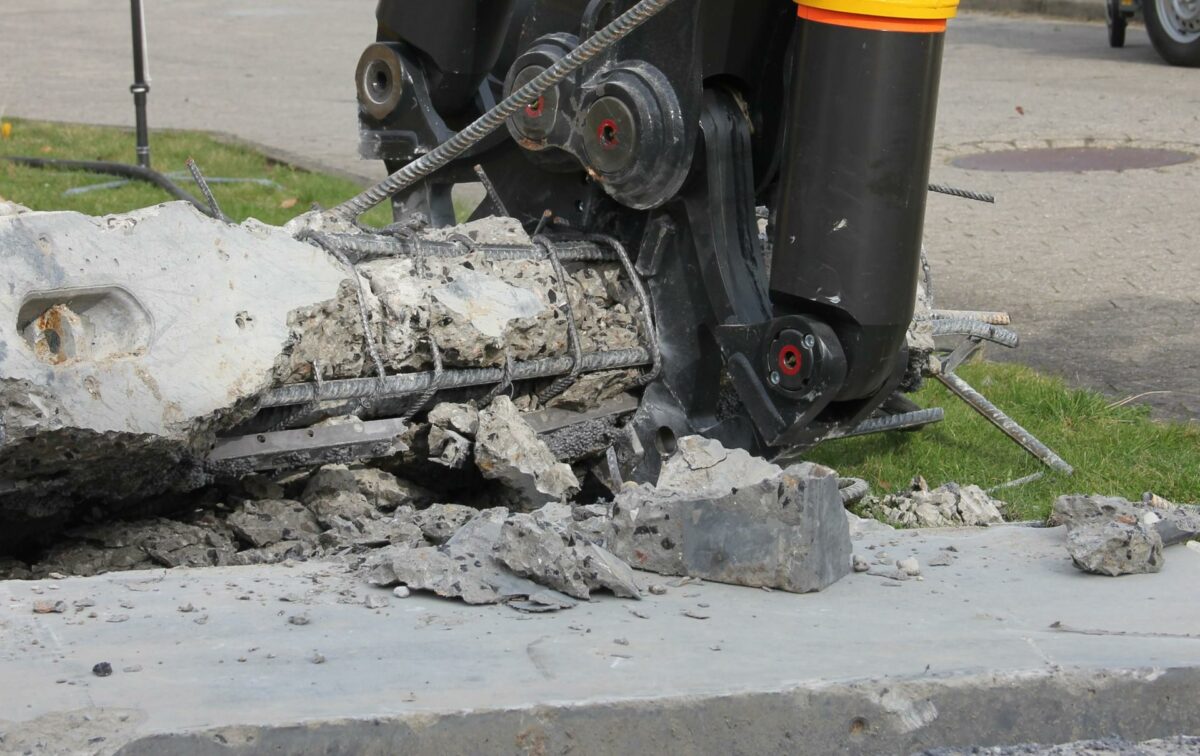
[1145,0,1200,65]
[1107,0,1128,47]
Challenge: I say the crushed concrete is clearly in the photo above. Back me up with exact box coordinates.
[1052,494,1199,577]
[412,503,478,544]
[277,217,644,380]
[0,206,644,548]
[226,499,321,547]
[861,477,1007,528]
[361,507,578,611]
[495,503,640,600]
[474,396,580,509]
[609,436,852,593]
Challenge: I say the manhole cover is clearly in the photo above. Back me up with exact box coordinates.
[951,146,1195,173]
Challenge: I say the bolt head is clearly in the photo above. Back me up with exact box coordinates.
[769,371,782,385]
[803,334,816,349]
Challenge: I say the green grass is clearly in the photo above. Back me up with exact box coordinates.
[3,119,1195,524]
[809,361,1200,521]
[0,117,392,227]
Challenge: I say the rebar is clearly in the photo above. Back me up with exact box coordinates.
[928,183,995,203]
[832,408,946,439]
[326,0,681,221]
[299,231,617,266]
[584,234,663,385]
[185,158,229,223]
[536,238,586,403]
[260,348,652,409]
[838,477,871,505]
[921,309,1011,326]
[936,371,1074,475]
[930,318,1020,348]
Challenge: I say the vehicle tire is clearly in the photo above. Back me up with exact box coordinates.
[1107,0,1127,47]
[1145,0,1200,66]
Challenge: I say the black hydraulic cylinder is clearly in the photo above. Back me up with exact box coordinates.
[769,13,945,401]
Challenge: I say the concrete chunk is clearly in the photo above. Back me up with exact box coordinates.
[227,499,321,548]
[495,504,640,600]
[1066,519,1164,576]
[474,396,579,509]
[0,203,346,543]
[609,438,852,593]
[1053,493,1200,547]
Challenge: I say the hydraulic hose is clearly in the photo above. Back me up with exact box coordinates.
[3,156,212,216]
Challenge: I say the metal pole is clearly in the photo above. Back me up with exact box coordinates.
[129,0,151,168]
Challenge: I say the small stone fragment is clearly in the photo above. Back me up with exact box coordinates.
[897,557,921,576]
[287,614,311,626]
[310,652,326,665]
[32,600,66,614]
[393,586,411,598]
[928,552,955,567]
[852,555,870,573]
[364,594,388,609]
[92,662,113,678]
[648,584,668,596]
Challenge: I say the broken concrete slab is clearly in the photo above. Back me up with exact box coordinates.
[862,477,1007,528]
[495,504,640,600]
[0,202,347,544]
[5,524,1199,754]
[1052,494,1200,547]
[610,438,852,593]
[349,468,434,512]
[474,396,579,509]
[362,507,577,610]
[1065,519,1164,577]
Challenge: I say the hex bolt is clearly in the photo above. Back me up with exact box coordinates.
[769,371,782,385]
[803,334,816,349]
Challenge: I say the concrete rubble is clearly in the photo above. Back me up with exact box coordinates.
[1052,493,1200,577]
[0,204,642,548]
[474,396,580,508]
[861,476,1007,528]
[608,436,853,593]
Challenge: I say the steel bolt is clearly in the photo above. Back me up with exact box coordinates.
[769,371,782,385]
[803,334,816,349]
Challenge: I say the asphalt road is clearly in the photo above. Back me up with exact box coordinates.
[1,4,1197,420]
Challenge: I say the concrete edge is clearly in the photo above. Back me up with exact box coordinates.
[960,0,1108,23]
[108,666,1200,755]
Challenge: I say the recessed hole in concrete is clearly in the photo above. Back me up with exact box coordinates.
[951,146,1194,173]
[17,286,152,365]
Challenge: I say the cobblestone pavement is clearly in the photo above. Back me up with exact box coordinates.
[1,4,1196,419]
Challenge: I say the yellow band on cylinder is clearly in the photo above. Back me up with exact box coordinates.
[795,0,958,21]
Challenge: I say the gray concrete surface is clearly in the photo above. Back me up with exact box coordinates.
[2,524,1199,754]
[1,5,1197,420]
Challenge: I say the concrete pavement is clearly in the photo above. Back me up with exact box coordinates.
[1,5,1197,419]
[2,523,1199,753]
